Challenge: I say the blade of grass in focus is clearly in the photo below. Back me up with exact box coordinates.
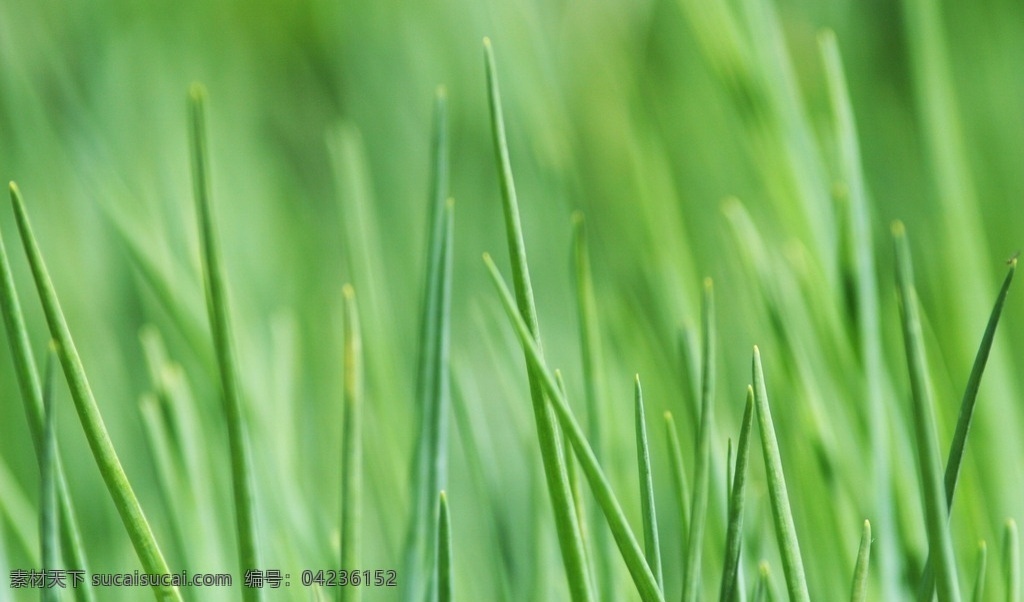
[849,520,871,602]
[188,84,262,602]
[483,38,593,602]
[0,185,93,602]
[892,222,961,602]
[437,491,453,602]
[752,346,809,602]
[634,375,662,590]
[720,387,754,602]
[9,182,180,601]
[971,541,986,602]
[1005,519,1019,602]
[40,348,58,602]
[404,87,455,602]
[340,284,363,602]
[572,212,615,599]
[483,253,663,602]
[918,258,1015,598]
[683,278,715,602]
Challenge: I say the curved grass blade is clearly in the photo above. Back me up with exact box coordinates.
[572,213,615,599]
[188,84,262,601]
[340,284,363,602]
[1005,519,1019,602]
[10,184,179,601]
[634,375,662,590]
[720,387,754,602]
[892,222,961,602]
[752,347,809,602]
[850,520,872,602]
[483,254,663,602]
[437,491,453,602]
[683,279,715,602]
[483,38,592,602]
[971,541,986,602]
[404,88,455,602]
[0,187,93,602]
[664,412,691,553]
[40,348,59,602]
[919,258,1015,599]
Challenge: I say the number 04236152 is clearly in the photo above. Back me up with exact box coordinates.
[300,569,397,587]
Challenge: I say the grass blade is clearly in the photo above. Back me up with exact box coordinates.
[188,83,262,601]
[752,562,773,602]
[849,520,871,602]
[40,348,59,602]
[683,279,715,602]
[340,284,363,602]
[483,38,592,602]
[404,87,455,602]
[572,212,615,599]
[634,375,662,590]
[720,387,754,602]
[664,412,691,555]
[919,258,1016,598]
[438,491,453,602]
[483,254,663,602]
[1005,519,1019,602]
[751,346,809,602]
[892,222,961,602]
[9,183,179,601]
[971,541,987,602]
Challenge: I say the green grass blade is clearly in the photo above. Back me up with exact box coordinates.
[188,83,262,601]
[892,222,961,602]
[572,212,615,599]
[752,562,773,602]
[1005,519,1019,602]
[483,254,663,602]
[557,369,591,577]
[720,387,754,602]
[340,284,363,602]
[752,347,809,602]
[0,185,93,602]
[664,412,691,556]
[404,87,454,602]
[683,279,715,602]
[849,520,871,602]
[634,375,662,590]
[40,348,59,602]
[438,491,453,602]
[483,38,593,602]
[971,541,987,602]
[9,183,179,601]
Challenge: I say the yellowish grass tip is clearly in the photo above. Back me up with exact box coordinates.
[483,36,492,49]
[342,283,355,299]
[436,85,447,100]
[188,82,208,102]
[891,220,906,237]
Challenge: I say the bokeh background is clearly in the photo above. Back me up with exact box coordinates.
[1,0,1022,599]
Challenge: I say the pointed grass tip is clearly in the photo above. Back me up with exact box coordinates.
[436,85,448,101]
[188,82,208,103]
[483,36,493,50]
[891,220,906,238]
[342,283,355,300]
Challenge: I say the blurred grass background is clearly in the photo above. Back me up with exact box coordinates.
[0,0,1022,599]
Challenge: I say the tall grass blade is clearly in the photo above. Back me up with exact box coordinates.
[1005,519,1019,602]
[188,83,262,601]
[9,183,179,600]
[892,222,961,602]
[752,562,773,602]
[40,348,59,602]
[849,520,871,602]
[557,369,591,572]
[752,346,809,602]
[483,38,592,602]
[720,387,754,602]
[971,541,987,602]
[634,375,662,590]
[664,412,691,553]
[340,284,363,602]
[404,88,455,602]
[919,258,1015,598]
[483,254,663,602]
[683,279,715,602]
[0,185,92,602]
[437,491,453,602]
[572,212,615,599]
